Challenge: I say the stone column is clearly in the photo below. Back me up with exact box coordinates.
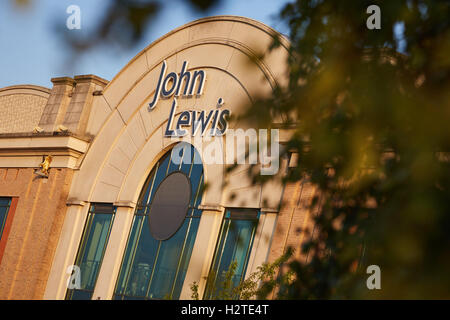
[38,77,75,133]
[43,201,89,299]
[179,206,225,300]
[244,211,278,280]
[62,75,108,138]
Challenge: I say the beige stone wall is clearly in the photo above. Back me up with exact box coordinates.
[0,92,48,134]
[267,180,318,264]
[0,168,73,299]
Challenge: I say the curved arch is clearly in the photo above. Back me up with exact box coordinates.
[111,38,279,114]
[70,15,289,207]
[80,65,252,206]
[86,16,289,131]
[103,15,289,96]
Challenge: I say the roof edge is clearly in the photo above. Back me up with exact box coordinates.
[0,84,51,95]
[104,15,290,91]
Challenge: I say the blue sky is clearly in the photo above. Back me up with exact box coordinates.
[0,0,289,88]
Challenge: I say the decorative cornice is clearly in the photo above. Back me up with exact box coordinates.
[74,74,109,86]
[0,135,89,169]
[51,77,76,86]
[0,135,89,154]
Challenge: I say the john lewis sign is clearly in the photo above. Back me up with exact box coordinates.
[148,61,230,137]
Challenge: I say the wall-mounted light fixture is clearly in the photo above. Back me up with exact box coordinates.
[34,155,53,178]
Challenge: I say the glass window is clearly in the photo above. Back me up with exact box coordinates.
[114,143,204,300]
[204,209,260,299]
[0,198,11,241]
[0,197,17,265]
[65,203,116,300]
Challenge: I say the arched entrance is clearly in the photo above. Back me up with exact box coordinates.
[114,143,204,300]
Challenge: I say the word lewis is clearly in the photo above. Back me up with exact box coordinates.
[165,98,230,137]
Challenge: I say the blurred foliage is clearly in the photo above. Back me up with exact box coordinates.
[12,0,450,299]
[13,0,30,7]
[13,0,220,50]
[192,249,294,300]
[64,0,219,51]
[245,0,450,299]
[78,0,219,50]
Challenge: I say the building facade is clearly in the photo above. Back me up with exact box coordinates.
[0,16,317,300]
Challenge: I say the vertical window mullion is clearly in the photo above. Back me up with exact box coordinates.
[239,219,258,283]
[144,240,162,298]
[207,217,231,296]
[121,214,147,296]
[170,217,193,297]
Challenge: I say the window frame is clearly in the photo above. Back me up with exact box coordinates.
[0,197,18,265]
[203,208,260,300]
[65,202,116,300]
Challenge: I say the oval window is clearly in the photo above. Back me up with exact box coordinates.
[148,172,191,240]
